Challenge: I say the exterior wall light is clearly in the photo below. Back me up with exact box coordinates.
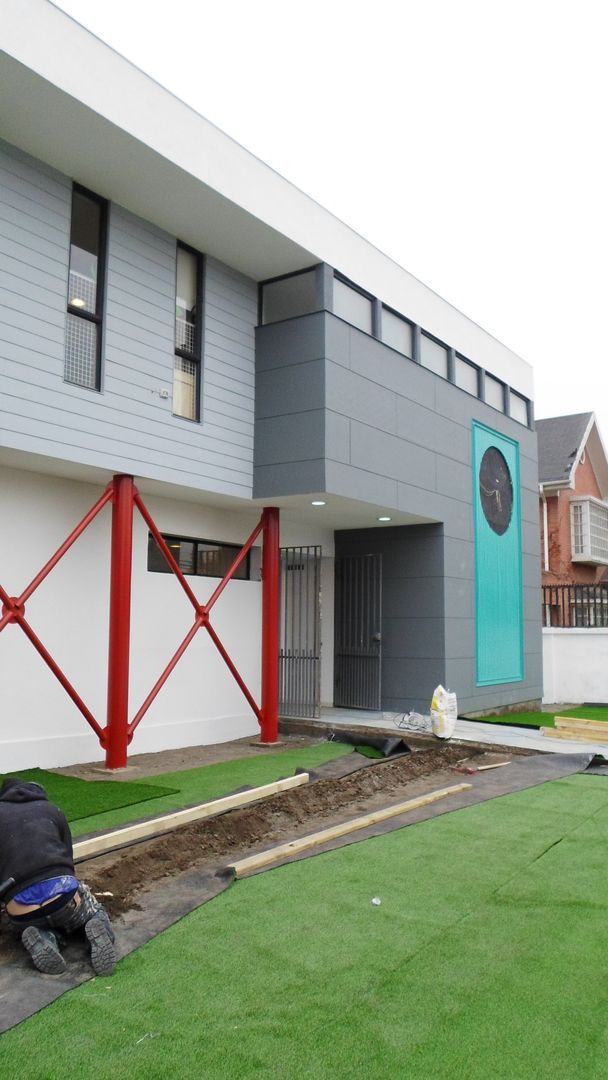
[311,500,326,506]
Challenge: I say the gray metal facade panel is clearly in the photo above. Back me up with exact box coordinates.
[396,396,471,464]
[325,411,351,465]
[255,358,325,419]
[255,310,541,712]
[254,410,325,466]
[325,360,398,433]
[325,459,399,507]
[253,459,326,498]
[0,139,258,497]
[255,315,325,371]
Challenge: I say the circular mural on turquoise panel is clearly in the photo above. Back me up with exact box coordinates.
[479,446,513,535]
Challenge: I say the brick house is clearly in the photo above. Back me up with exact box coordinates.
[538,413,608,586]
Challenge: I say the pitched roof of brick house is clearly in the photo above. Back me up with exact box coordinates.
[536,411,608,498]
[536,413,593,485]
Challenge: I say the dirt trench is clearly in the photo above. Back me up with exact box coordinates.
[80,744,486,918]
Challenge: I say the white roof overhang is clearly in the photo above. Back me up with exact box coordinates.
[0,0,533,397]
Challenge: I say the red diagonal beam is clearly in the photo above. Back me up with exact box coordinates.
[13,612,105,741]
[0,584,15,633]
[205,519,264,613]
[133,492,203,614]
[19,486,113,606]
[204,620,263,723]
[128,615,205,737]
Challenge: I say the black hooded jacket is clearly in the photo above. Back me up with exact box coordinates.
[0,779,75,902]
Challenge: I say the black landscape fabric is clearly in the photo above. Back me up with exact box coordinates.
[0,750,596,1033]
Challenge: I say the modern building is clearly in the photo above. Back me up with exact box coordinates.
[0,0,542,770]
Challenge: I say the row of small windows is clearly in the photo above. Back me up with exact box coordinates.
[65,185,202,422]
[260,267,531,427]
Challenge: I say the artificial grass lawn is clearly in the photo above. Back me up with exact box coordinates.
[466,705,608,729]
[66,741,353,838]
[0,768,178,822]
[4,773,608,1079]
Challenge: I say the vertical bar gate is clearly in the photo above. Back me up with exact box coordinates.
[279,546,321,718]
[334,553,382,710]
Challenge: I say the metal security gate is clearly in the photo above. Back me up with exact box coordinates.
[279,546,321,718]
[334,553,382,709]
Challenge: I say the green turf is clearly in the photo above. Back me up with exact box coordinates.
[66,741,353,837]
[4,773,608,1078]
[0,769,178,822]
[354,744,385,758]
[464,705,608,729]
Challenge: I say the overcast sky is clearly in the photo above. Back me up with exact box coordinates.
[54,0,608,440]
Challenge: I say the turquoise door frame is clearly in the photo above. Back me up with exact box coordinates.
[472,422,524,685]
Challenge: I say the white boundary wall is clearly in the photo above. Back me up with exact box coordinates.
[543,628,608,704]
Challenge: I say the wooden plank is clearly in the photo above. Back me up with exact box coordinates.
[475,761,511,772]
[230,783,472,878]
[554,716,608,734]
[73,773,310,861]
[540,727,608,743]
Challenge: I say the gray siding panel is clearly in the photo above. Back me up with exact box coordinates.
[0,140,257,498]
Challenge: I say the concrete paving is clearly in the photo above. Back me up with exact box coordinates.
[313,707,608,756]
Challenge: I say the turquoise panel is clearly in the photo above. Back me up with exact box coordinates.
[473,422,524,685]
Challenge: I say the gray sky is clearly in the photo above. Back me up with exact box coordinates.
[54,0,608,440]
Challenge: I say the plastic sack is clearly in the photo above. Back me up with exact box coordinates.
[430,684,457,739]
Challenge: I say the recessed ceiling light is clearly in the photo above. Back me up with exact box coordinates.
[378,516,391,522]
[311,500,326,507]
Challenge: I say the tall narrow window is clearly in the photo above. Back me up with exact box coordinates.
[174,243,202,421]
[65,186,106,389]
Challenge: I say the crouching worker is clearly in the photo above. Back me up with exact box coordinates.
[0,777,116,976]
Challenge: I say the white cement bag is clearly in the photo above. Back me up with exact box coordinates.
[430,684,457,739]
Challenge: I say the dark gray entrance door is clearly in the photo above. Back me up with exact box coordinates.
[334,553,382,709]
[279,546,321,718]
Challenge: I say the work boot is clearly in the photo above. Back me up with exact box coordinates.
[85,914,116,976]
[21,926,66,975]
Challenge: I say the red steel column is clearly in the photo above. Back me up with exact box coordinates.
[260,506,280,743]
[105,475,135,768]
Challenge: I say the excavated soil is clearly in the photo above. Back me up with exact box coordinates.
[80,744,486,918]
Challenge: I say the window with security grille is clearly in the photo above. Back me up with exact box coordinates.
[571,498,608,564]
[147,533,250,579]
[65,186,106,389]
[174,243,202,421]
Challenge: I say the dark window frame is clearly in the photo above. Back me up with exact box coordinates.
[332,270,375,304]
[509,389,531,427]
[380,303,415,357]
[453,352,481,397]
[174,240,204,423]
[332,271,375,335]
[484,371,507,413]
[65,183,108,391]
[419,329,450,377]
[147,532,251,580]
[258,264,321,326]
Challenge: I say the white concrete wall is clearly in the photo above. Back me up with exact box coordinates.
[0,466,337,770]
[542,628,608,704]
[0,469,266,769]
